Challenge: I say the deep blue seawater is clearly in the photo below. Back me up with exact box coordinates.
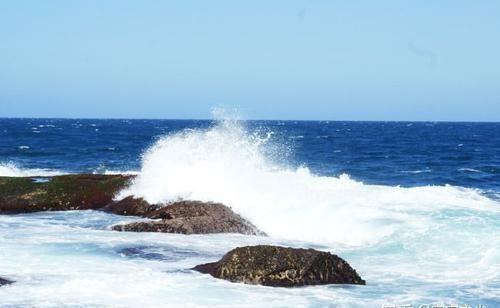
[1,119,499,193]
[0,118,499,307]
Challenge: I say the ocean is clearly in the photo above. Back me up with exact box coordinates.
[0,118,499,307]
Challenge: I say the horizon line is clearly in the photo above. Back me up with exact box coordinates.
[0,116,499,124]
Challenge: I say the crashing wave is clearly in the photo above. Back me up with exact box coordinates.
[118,115,500,247]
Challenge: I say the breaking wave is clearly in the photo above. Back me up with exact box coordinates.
[118,116,500,247]
[0,163,64,177]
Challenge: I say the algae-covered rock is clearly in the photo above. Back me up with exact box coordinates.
[0,174,133,214]
[193,245,365,287]
[112,200,263,235]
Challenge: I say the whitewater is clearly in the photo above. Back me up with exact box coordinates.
[118,118,499,246]
[0,118,499,307]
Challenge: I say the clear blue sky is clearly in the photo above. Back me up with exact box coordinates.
[1,1,499,121]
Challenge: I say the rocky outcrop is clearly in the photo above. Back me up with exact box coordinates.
[193,245,365,287]
[0,174,133,214]
[0,175,263,236]
[112,201,263,235]
[0,277,13,286]
[102,196,159,216]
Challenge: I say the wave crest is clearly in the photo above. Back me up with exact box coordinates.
[118,118,500,246]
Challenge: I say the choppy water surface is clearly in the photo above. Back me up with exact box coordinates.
[0,118,499,307]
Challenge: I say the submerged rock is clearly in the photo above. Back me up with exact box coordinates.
[193,245,365,287]
[0,174,133,214]
[0,277,13,286]
[118,245,205,262]
[112,200,263,235]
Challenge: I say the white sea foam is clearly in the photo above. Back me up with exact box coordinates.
[118,117,500,247]
[102,169,140,176]
[0,212,375,307]
[401,169,432,174]
[458,168,482,173]
[0,163,64,177]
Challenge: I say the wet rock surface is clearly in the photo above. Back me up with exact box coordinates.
[112,201,263,235]
[193,245,365,287]
[0,174,133,214]
[102,196,159,216]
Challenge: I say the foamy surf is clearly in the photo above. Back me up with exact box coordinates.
[0,163,64,177]
[0,163,141,178]
[118,118,500,247]
[1,118,499,307]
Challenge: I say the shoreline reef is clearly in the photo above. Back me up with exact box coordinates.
[0,174,364,287]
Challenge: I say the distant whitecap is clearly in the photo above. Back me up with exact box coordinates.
[458,168,482,173]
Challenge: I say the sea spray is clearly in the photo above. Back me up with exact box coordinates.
[118,117,500,247]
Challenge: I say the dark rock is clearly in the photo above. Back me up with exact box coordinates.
[102,196,159,216]
[0,174,133,214]
[193,245,365,287]
[0,277,13,286]
[112,201,263,235]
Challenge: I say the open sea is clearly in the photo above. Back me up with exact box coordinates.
[0,118,499,307]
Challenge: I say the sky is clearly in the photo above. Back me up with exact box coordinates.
[0,1,499,121]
